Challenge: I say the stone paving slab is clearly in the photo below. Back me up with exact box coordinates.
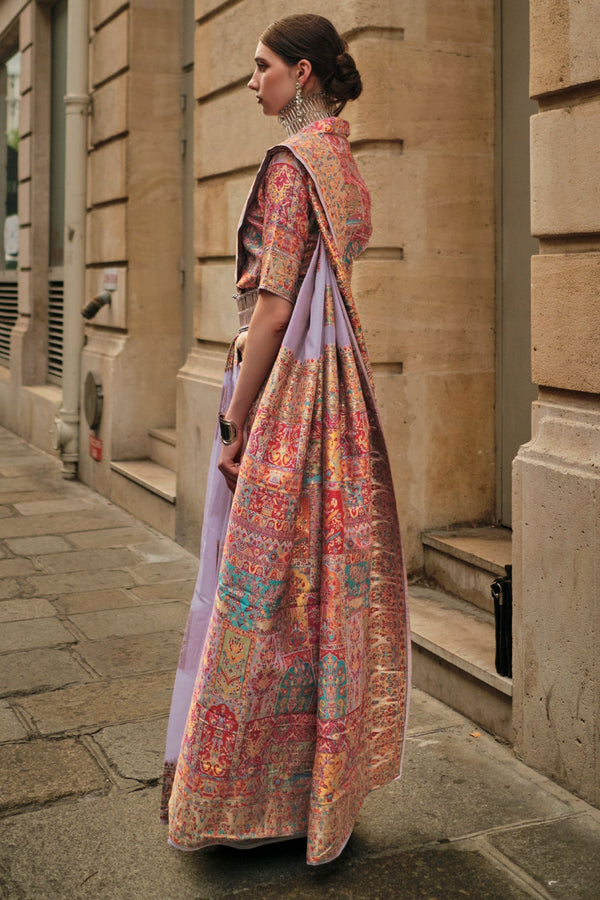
[0,476,48,494]
[0,577,19,599]
[35,547,139,574]
[488,814,600,898]
[0,454,53,467]
[407,688,467,734]
[0,509,131,539]
[2,616,76,652]
[0,788,185,900]
[0,556,38,576]
[68,601,189,640]
[4,534,74,555]
[0,490,75,505]
[0,647,90,697]
[233,846,533,900]
[130,540,194,564]
[94,718,168,782]
[13,498,101,516]
[53,588,139,615]
[67,526,161,549]
[351,728,572,854]
[0,738,108,812]
[76,631,181,679]
[23,568,137,597]
[128,579,197,602]
[16,671,175,734]
[0,701,27,742]
[0,596,56,621]
[130,559,200,584]
[0,462,55,477]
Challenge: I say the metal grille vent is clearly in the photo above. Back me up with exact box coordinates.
[0,280,18,364]
[47,280,64,383]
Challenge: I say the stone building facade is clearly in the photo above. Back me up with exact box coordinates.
[0,0,598,808]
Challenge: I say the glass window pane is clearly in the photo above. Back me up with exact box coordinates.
[0,50,19,270]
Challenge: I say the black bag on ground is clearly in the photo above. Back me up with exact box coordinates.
[491,564,512,678]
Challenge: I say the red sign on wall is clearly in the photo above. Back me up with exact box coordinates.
[89,434,103,461]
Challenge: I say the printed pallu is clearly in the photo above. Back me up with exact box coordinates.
[162,121,410,866]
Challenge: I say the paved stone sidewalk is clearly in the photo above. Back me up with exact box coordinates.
[1,425,600,899]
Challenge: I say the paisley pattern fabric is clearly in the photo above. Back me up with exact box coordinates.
[162,118,410,866]
[237,150,318,304]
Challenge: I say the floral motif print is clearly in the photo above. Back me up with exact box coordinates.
[237,151,318,303]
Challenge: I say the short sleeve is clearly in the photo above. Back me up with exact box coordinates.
[258,151,313,303]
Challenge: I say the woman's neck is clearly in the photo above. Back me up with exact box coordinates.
[278,92,335,136]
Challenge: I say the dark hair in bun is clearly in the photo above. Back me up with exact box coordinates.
[261,14,363,114]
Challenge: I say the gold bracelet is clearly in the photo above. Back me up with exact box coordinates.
[218,414,238,445]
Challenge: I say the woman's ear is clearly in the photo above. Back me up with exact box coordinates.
[297,58,312,86]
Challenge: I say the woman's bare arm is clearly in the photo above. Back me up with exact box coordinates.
[218,290,293,492]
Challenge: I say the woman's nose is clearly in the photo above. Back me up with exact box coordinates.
[248,72,258,90]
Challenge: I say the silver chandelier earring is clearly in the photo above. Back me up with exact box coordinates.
[295,81,304,121]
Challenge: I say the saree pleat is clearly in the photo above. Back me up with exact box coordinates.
[161,357,237,801]
[165,240,410,865]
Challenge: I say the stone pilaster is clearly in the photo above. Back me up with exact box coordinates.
[80,0,182,494]
[513,0,600,805]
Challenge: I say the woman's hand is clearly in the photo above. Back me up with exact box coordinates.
[217,290,293,493]
[217,426,244,493]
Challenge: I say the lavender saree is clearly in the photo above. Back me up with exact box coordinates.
[162,119,410,866]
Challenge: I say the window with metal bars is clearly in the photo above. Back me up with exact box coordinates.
[0,278,17,364]
[47,279,64,383]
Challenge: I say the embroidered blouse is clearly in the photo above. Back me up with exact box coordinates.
[236,119,372,305]
[236,149,318,304]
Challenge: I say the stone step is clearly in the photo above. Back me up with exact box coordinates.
[148,427,177,472]
[110,459,176,539]
[422,526,512,614]
[409,583,512,742]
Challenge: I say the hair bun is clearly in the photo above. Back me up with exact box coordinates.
[336,51,353,71]
[329,50,362,102]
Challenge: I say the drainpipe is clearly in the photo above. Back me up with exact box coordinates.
[52,0,89,479]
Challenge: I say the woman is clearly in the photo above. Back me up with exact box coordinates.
[162,14,410,866]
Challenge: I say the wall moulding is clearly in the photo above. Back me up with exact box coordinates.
[92,1,130,34]
[536,82,600,111]
[538,234,600,254]
[0,3,21,52]
[523,403,600,474]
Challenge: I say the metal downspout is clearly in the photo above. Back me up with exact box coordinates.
[53,0,89,479]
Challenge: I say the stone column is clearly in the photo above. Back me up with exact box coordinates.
[513,0,600,805]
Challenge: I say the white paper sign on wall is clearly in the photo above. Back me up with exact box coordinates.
[103,267,118,292]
